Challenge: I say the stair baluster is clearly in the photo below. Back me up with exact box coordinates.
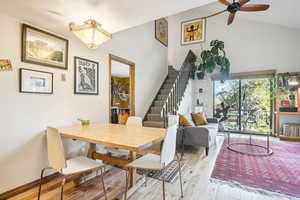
[143,50,196,128]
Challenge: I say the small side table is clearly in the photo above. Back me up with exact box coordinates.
[227,131,273,156]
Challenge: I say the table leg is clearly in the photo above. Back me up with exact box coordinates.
[267,133,270,153]
[128,151,137,187]
[227,132,230,146]
[87,143,96,159]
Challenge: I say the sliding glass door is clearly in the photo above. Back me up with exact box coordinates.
[214,78,272,134]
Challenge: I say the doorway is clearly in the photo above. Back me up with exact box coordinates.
[214,78,272,134]
[109,54,135,124]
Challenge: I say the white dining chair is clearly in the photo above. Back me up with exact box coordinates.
[106,116,143,156]
[124,115,183,200]
[38,127,107,200]
[126,116,143,127]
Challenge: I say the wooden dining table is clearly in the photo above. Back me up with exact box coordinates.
[59,123,166,191]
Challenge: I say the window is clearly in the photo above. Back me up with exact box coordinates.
[214,78,272,134]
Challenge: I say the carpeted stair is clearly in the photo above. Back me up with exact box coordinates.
[143,67,179,128]
[143,50,197,129]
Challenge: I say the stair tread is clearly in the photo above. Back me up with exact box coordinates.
[147,113,161,116]
[144,120,164,123]
[160,89,170,93]
[154,100,165,104]
[143,121,165,128]
[146,113,163,122]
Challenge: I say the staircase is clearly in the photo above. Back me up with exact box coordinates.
[143,50,197,128]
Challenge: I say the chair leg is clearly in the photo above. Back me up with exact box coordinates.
[144,172,149,187]
[60,177,66,200]
[96,170,99,185]
[37,168,48,200]
[205,147,209,156]
[178,160,184,198]
[100,168,108,200]
[161,170,166,200]
[124,170,129,200]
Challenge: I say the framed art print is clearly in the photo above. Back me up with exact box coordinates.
[74,57,99,95]
[155,18,168,47]
[22,24,69,69]
[0,59,12,71]
[181,18,206,45]
[19,68,53,94]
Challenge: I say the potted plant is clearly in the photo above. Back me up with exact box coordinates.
[270,73,289,99]
[191,40,230,81]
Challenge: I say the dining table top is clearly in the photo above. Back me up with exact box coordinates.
[59,123,166,152]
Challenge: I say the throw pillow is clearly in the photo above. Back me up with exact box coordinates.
[179,114,193,126]
[191,112,208,126]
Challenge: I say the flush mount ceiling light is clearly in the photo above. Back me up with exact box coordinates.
[69,20,112,49]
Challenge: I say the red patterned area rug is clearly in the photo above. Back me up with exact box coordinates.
[210,138,300,199]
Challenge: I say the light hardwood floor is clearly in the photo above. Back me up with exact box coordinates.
[129,134,287,200]
[8,134,288,200]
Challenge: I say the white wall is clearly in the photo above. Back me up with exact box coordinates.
[177,80,193,115]
[192,79,214,118]
[0,13,167,193]
[168,3,300,118]
[168,3,300,73]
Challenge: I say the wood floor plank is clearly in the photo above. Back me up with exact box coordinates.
[7,134,288,200]
[8,168,126,200]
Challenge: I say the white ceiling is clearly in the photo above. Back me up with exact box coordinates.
[0,0,215,37]
[198,0,300,30]
[241,0,300,30]
[0,0,299,39]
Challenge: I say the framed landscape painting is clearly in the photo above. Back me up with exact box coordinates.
[22,24,69,69]
[181,18,206,45]
[155,18,168,47]
[74,57,99,95]
[19,68,53,94]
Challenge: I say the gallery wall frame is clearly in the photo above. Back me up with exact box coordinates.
[0,59,12,71]
[19,68,53,94]
[74,56,99,95]
[21,24,69,70]
[155,18,168,47]
[181,18,206,46]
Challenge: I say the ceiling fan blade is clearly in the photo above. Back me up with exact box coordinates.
[240,4,270,11]
[219,0,231,6]
[239,0,250,6]
[227,13,236,25]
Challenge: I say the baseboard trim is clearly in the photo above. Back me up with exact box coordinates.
[0,172,60,199]
[0,167,99,199]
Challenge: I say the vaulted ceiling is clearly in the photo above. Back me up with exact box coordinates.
[0,0,215,36]
[208,0,300,30]
[0,0,299,38]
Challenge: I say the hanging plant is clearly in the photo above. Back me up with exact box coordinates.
[200,40,230,80]
[191,40,230,81]
[270,73,291,99]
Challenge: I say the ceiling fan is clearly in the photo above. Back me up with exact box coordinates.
[219,0,270,25]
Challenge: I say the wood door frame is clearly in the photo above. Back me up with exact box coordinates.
[109,54,135,123]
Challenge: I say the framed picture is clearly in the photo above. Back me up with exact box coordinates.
[19,68,53,94]
[0,59,12,71]
[181,18,206,45]
[155,18,168,47]
[22,24,69,69]
[74,57,99,95]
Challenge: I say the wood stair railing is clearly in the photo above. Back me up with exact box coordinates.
[143,50,197,128]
